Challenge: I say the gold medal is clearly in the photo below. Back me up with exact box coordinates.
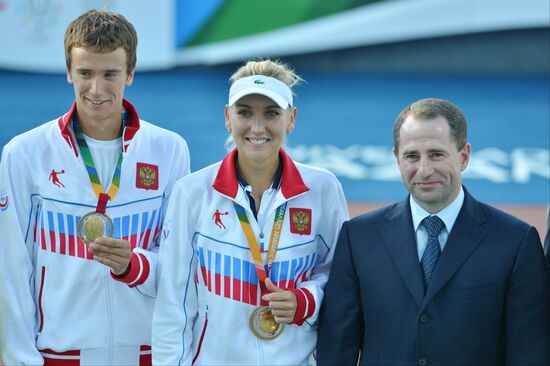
[78,211,114,245]
[249,306,284,341]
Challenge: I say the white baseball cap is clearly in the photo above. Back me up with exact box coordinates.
[228,75,293,109]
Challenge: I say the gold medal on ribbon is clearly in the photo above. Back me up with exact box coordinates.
[78,211,114,245]
[234,201,288,341]
[72,115,124,246]
[249,306,285,341]
[78,192,113,245]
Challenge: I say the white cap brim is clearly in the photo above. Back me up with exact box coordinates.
[228,75,293,109]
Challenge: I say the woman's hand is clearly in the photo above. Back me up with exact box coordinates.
[262,278,297,324]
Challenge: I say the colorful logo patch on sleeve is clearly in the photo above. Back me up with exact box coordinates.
[290,208,312,235]
[0,190,8,211]
[136,163,159,190]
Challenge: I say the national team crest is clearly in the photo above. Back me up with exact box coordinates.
[136,163,159,190]
[0,190,8,211]
[290,208,312,235]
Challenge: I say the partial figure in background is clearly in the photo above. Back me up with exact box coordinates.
[545,205,550,270]
[152,59,349,365]
[0,9,190,365]
[317,98,550,365]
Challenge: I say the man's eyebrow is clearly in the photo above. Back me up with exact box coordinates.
[427,148,446,153]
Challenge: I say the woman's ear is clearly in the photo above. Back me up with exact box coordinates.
[286,107,297,133]
[224,105,231,131]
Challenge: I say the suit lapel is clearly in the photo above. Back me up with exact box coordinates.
[381,199,425,308]
[423,190,488,307]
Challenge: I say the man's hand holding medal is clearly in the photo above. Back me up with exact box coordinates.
[89,238,132,276]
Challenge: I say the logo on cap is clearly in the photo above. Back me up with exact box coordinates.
[254,79,264,84]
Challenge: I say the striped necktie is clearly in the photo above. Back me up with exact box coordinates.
[421,215,445,289]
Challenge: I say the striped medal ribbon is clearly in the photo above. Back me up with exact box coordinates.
[73,116,124,200]
[233,201,287,341]
[73,114,125,245]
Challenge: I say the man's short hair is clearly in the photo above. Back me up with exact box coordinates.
[64,9,137,74]
[393,98,468,152]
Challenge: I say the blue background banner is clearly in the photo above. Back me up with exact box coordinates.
[1,70,548,205]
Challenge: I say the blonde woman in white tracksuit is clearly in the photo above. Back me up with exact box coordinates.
[152,59,349,365]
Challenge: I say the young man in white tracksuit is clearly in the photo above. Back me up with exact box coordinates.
[0,10,190,365]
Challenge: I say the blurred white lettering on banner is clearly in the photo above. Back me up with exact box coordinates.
[287,145,550,184]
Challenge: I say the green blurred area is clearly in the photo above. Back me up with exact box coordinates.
[187,0,381,47]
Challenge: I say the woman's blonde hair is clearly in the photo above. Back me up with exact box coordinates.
[229,59,303,93]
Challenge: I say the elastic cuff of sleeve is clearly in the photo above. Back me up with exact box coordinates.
[110,252,150,288]
[289,288,308,325]
[303,288,315,319]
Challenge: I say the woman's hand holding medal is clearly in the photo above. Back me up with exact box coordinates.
[262,278,298,324]
[88,238,132,276]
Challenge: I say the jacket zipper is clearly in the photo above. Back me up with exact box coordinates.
[37,266,46,334]
[192,309,208,365]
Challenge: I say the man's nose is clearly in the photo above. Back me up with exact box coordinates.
[417,157,434,177]
[89,76,102,95]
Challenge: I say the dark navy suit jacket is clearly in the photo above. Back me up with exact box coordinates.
[318,189,550,366]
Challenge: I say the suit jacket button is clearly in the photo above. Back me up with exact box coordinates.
[420,314,429,323]
[418,358,427,366]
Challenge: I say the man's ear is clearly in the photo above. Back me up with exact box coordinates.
[460,143,471,171]
[126,70,135,86]
[393,147,400,162]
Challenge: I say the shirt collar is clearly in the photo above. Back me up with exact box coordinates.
[235,157,283,191]
[410,186,465,233]
[58,98,140,157]
[213,148,309,199]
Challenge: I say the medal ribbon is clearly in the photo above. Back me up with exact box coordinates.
[72,115,124,201]
[233,201,287,305]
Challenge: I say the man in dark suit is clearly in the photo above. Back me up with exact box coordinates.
[317,98,550,365]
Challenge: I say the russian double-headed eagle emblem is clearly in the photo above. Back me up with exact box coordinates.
[290,208,312,235]
[136,163,159,190]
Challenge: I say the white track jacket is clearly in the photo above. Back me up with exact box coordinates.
[153,149,349,365]
[0,100,190,365]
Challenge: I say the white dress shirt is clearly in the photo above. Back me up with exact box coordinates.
[410,187,465,261]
